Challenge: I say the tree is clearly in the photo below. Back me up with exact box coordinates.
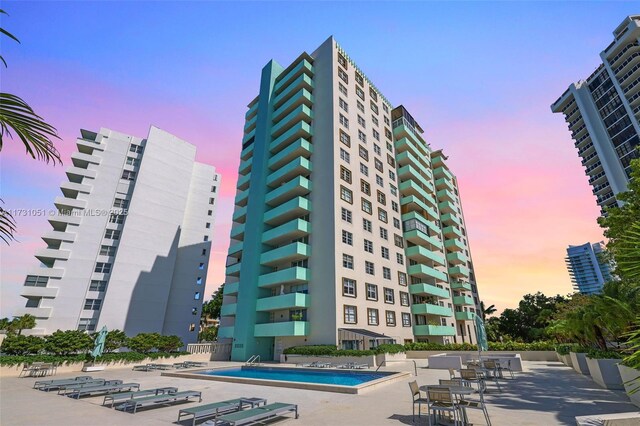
[198,326,218,342]
[156,335,183,352]
[480,301,497,321]
[127,333,160,353]
[7,314,36,335]
[0,9,61,244]
[44,330,93,356]
[103,330,129,352]
[202,284,224,321]
[492,292,567,342]
[0,317,11,331]
[0,334,44,355]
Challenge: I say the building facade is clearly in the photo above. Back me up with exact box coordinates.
[220,37,482,361]
[17,127,220,345]
[551,15,640,215]
[565,241,614,294]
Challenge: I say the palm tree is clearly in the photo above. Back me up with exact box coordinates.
[480,301,497,320]
[0,9,61,244]
[7,314,36,335]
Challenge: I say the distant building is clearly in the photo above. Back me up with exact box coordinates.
[551,15,640,215]
[565,242,614,294]
[17,127,220,346]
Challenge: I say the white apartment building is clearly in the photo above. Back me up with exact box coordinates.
[17,126,220,345]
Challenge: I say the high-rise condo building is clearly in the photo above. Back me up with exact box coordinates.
[565,241,614,294]
[17,127,220,346]
[551,15,640,215]
[220,37,482,361]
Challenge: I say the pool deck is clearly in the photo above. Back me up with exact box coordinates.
[1,360,638,425]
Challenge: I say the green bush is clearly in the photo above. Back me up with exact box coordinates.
[586,349,623,360]
[0,351,189,366]
[283,344,406,357]
[404,341,556,352]
[127,333,160,353]
[374,343,405,354]
[405,342,477,351]
[103,330,129,352]
[0,334,45,355]
[44,330,93,355]
[156,335,183,352]
[283,345,337,356]
[556,344,573,355]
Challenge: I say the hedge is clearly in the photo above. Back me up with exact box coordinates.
[283,343,405,357]
[586,349,624,360]
[0,351,189,366]
[404,341,557,352]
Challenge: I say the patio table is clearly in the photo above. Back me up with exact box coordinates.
[420,385,475,425]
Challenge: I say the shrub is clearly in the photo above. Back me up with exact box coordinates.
[0,351,189,366]
[586,349,624,360]
[404,341,556,352]
[283,345,337,356]
[283,343,405,357]
[44,330,93,355]
[0,334,45,355]
[156,335,183,352]
[127,333,160,353]
[556,344,573,355]
[374,343,405,354]
[104,330,129,352]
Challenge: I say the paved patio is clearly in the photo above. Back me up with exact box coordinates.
[0,360,637,425]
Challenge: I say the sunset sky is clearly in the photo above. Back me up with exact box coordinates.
[0,2,635,317]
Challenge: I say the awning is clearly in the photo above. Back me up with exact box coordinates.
[338,328,394,340]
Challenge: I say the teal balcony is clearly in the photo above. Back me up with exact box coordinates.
[244,113,257,134]
[398,164,432,190]
[258,266,310,288]
[221,303,237,317]
[435,177,453,192]
[403,229,443,251]
[242,127,255,145]
[439,200,456,214]
[411,303,453,317]
[232,205,247,224]
[440,213,461,226]
[270,105,313,139]
[268,138,313,170]
[413,324,455,336]
[396,150,424,169]
[224,282,239,295]
[409,283,450,298]
[455,311,475,321]
[451,281,472,291]
[431,155,445,169]
[453,295,474,306]
[218,326,235,339]
[262,218,310,245]
[395,136,427,163]
[254,321,310,337]
[260,242,310,266]
[445,239,465,252]
[265,176,311,206]
[228,241,243,258]
[237,172,251,191]
[437,189,455,203]
[266,157,312,188]
[245,98,258,120]
[226,262,241,277]
[408,264,448,283]
[399,180,435,204]
[263,196,311,226]
[274,59,314,94]
[256,292,310,312]
[405,245,446,266]
[272,74,314,110]
[235,190,248,207]
[270,122,313,154]
[442,226,462,239]
[272,88,314,122]
[447,252,468,265]
[434,167,453,181]
[393,122,426,153]
[449,265,470,279]
[239,157,252,175]
[241,142,254,161]
[402,212,440,235]
[401,196,439,221]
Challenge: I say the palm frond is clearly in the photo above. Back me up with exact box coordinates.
[0,199,16,244]
[0,9,21,68]
[0,93,61,164]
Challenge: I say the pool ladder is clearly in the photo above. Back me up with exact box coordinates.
[245,355,261,366]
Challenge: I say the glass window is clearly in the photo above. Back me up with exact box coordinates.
[396,253,404,265]
[376,175,384,187]
[343,254,354,269]
[84,299,102,310]
[339,82,347,96]
[384,288,394,303]
[340,186,353,204]
[358,115,366,128]
[344,305,357,324]
[364,239,373,253]
[340,166,352,184]
[365,261,374,275]
[341,207,352,223]
[342,230,353,245]
[359,145,369,161]
[339,97,349,112]
[340,129,351,147]
[343,278,357,297]
[361,179,371,195]
[94,262,111,273]
[338,67,348,83]
[386,310,396,326]
[366,283,378,300]
[381,247,390,259]
[368,308,379,326]
[340,148,350,163]
[383,267,391,280]
[402,312,411,327]
[400,291,410,306]
[361,198,372,214]
[380,228,388,240]
[360,163,369,176]
[394,234,404,248]
[378,208,388,223]
[339,114,349,128]
[363,218,372,232]
[398,272,408,286]
[377,191,386,205]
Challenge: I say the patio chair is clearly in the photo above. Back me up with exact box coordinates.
[448,368,457,379]
[480,361,503,392]
[456,382,492,425]
[424,385,464,426]
[439,379,472,388]
[459,368,485,392]
[495,359,515,379]
[408,380,429,421]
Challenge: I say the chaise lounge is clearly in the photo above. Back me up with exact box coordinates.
[115,390,202,413]
[103,387,178,408]
[177,397,266,426]
[66,382,140,399]
[33,376,93,390]
[204,402,298,426]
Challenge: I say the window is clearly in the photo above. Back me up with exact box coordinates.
[384,288,394,303]
[383,267,391,280]
[199,263,205,270]
[24,276,48,287]
[339,114,349,128]
[372,116,379,127]
[377,190,386,205]
[357,100,365,113]
[338,82,348,96]
[365,261,374,275]
[340,166,352,183]
[189,323,196,331]
[341,207,352,223]
[84,299,102,310]
[343,254,354,269]
[196,277,203,285]
[338,53,348,68]
[358,130,366,143]
[339,97,348,112]
[208,210,213,216]
[25,297,41,308]
[386,141,393,152]
[129,144,143,153]
[338,67,348,83]
[370,101,379,114]
[400,291,410,306]
[374,158,383,172]
[344,305,357,324]
[343,278,357,297]
[366,283,378,300]
[357,115,366,128]
[204,235,209,241]
[388,170,396,182]
[380,228,388,240]
[394,234,404,248]
[78,318,97,332]
[381,246,390,259]
[374,145,381,157]
[361,198,372,214]
[356,86,365,100]
[393,218,401,229]
[402,313,411,327]
[368,308,379,326]
[376,175,384,187]
[383,103,389,113]
[386,310,396,326]
[364,239,373,253]
[391,201,399,212]
[113,198,129,209]
[363,218,372,232]
[108,213,124,224]
[209,197,216,205]
[359,145,369,161]
[104,229,121,240]
[126,156,139,166]
[385,128,392,139]
[121,170,136,181]
[387,154,396,167]
[94,262,111,274]
[384,116,390,125]
[373,129,380,141]
[378,208,388,223]
[340,148,350,163]
[99,245,116,256]
[396,253,404,265]
[340,186,353,204]
[360,179,371,195]
[360,163,369,176]
[398,272,408,286]
[202,249,207,256]
[194,292,201,300]
[369,88,378,101]
[339,130,351,147]
[355,72,364,86]
[342,230,353,245]
[205,222,211,229]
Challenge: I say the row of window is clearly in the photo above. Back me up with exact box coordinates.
[341,254,408,283]
[342,279,409,304]
[339,187,402,229]
[343,305,411,327]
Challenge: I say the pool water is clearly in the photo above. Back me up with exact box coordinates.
[198,366,392,386]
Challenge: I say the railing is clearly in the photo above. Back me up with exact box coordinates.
[246,355,261,366]
[376,359,418,376]
[186,342,232,358]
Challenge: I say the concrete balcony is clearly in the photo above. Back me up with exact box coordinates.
[60,181,92,198]
[447,252,468,265]
[242,127,256,146]
[71,151,101,168]
[263,196,311,226]
[218,326,235,339]
[15,306,52,319]
[246,99,259,120]
[76,138,104,154]
[405,245,446,266]
[437,189,455,203]
[65,166,97,180]
[270,105,313,139]
[439,200,456,214]
[266,157,312,188]
[241,142,254,161]
[35,248,70,263]
[256,292,310,312]
[451,281,472,291]
[431,155,445,169]
[232,205,247,224]
[411,303,453,317]
[27,267,64,279]
[235,190,249,207]
[272,88,314,123]
[440,213,461,227]
[398,164,432,190]
[20,286,59,298]
[54,196,86,211]
[258,266,309,288]
[238,157,252,175]
[270,122,313,154]
[445,239,465,252]
[403,229,443,251]
[226,262,241,277]
[449,265,470,279]
[244,113,257,134]
[455,311,475,321]
[408,264,448,283]
[401,196,439,221]
[434,167,453,181]
[395,136,427,164]
[268,138,313,170]
[402,212,441,235]
[229,223,245,240]
[396,150,424,170]
[265,176,311,206]
[228,241,243,258]
[442,226,462,239]
[223,282,239,295]
[260,242,310,266]
[413,324,455,336]
[453,295,474,306]
[262,218,310,245]
[41,230,75,244]
[409,283,450,299]
[435,178,454,192]
[273,59,314,94]
[221,303,237,317]
[272,74,314,110]
[237,172,251,191]
[393,123,425,154]
[254,321,310,337]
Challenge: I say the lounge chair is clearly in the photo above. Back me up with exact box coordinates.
[33,376,93,390]
[67,382,140,399]
[103,387,178,407]
[178,398,266,426]
[20,362,56,378]
[183,361,207,367]
[354,363,369,369]
[38,378,106,392]
[115,390,202,413]
[147,363,174,370]
[337,362,355,369]
[204,402,298,426]
[58,379,122,395]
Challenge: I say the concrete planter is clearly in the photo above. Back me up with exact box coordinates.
[81,364,106,372]
[618,364,640,408]
[375,352,406,367]
[280,354,377,367]
[586,357,623,390]
[405,350,557,362]
[559,354,573,368]
[427,354,462,370]
[570,352,590,375]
